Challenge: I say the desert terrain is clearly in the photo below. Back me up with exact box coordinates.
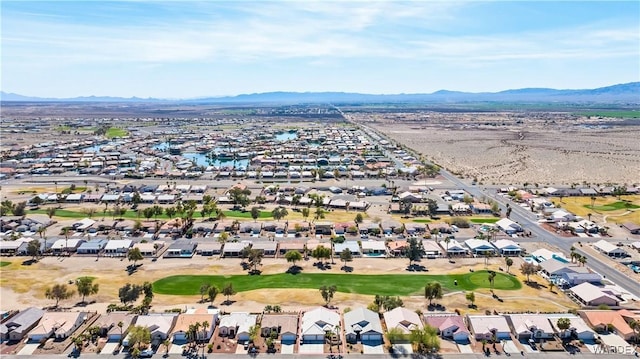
[348,111,640,186]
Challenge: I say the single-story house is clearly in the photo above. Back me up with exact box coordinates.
[260,314,298,344]
[196,242,222,256]
[383,307,423,335]
[164,240,197,258]
[277,241,305,255]
[133,242,163,257]
[492,239,522,256]
[301,307,340,343]
[570,282,620,306]
[333,241,361,257]
[171,310,217,342]
[104,239,133,256]
[28,311,87,342]
[0,307,45,342]
[51,238,85,253]
[423,314,469,342]
[95,312,136,341]
[421,240,443,258]
[251,241,278,257]
[547,315,595,340]
[343,307,383,344]
[495,218,522,235]
[360,240,387,256]
[222,242,250,258]
[444,239,468,256]
[558,271,602,287]
[593,240,627,258]
[621,222,640,235]
[579,310,638,341]
[314,222,333,235]
[466,315,511,341]
[507,314,555,340]
[124,313,177,346]
[465,239,496,255]
[218,312,257,342]
[76,239,108,255]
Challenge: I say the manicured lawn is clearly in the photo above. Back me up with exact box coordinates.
[412,219,432,223]
[586,201,640,211]
[105,127,128,138]
[469,218,500,223]
[222,210,272,219]
[0,261,10,267]
[153,270,521,296]
[29,209,87,218]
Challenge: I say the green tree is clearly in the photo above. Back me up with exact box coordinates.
[76,276,99,303]
[250,207,261,222]
[127,247,144,266]
[284,250,302,269]
[45,283,74,307]
[520,262,541,283]
[165,206,176,218]
[339,248,353,270]
[46,207,57,219]
[247,248,263,273]
[466,292,476,307]
[128,325,151,350]
[207,285,219,306]
[118,283,142,306]
[311,245,331,264]
[424,281,443,306]
[556,317,571,337]
[301,207,310,222]
[142,207,155,220]
[319,285,337,306]
[387,327,407,344]
[228,187,251,209]
[488,271,497,290]
[199,283,210,303]
[406,237,423,267]
[505,257,514,274]
[354,213,364,224]
[222,282,236,304]
[26,239,41,261]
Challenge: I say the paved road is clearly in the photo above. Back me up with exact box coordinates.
[2,350,639,359]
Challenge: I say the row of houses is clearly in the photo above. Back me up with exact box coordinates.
[5,306,636,349]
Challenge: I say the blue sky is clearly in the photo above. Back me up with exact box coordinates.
[2,1,639,98]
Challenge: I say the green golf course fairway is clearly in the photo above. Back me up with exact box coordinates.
[153,270,520,296]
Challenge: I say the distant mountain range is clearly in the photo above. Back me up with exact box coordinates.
[2,82,638,104]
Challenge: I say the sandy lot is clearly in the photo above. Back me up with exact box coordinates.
[352,112,640,186]
[0,252,577,315]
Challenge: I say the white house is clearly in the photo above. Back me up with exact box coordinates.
[28,311,87,342]
[547,315,595,341]
[124,313,178,346]
[593,240,627,258]
[466,315,511,341]
[343,307,383,344]
[464,239,496,255]
[383,307,423,335]
[218,313,257,342]
[495,218,522,235]
[570,283,620,306]
[507,314,555,340]
[492,239,522,256]
[300,307,340,343]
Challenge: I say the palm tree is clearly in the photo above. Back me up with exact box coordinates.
[488,271,497,291]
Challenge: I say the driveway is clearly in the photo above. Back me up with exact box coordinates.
[502,340,520,354]
[280,343,294,354]
[297,343,324,354]
[100,341,120,355]
[17,343,40,356]
[457,342,474,354]
[391,343,413,355]
[168,341,185,355]
[362,343,384,354]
